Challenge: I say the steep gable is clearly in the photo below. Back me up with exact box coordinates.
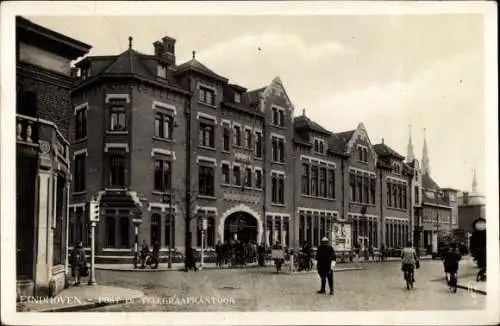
[344,123,378,164]
[260,77,295,113]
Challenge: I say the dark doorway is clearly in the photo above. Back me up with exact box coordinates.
[224,212,258,243]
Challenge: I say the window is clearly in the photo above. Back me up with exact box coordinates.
[222,164,230,184]
[357,175,363,202]
[278,110,285,127]
[319,168,326,197]
[75,108,87,140]
[199,87,215,106]
[234,92,241,103]
[271,176,277,203]
[245,168,252,187]
[392,185,397,208]
[398,185,403,208]
[199,122,215,148]
[151,214,161,244]
[255,170,262,189]
[157,64,167,79]
[233,166,241,186]
[74,154,86,192]
[370,178,376,204]
[328,169,335,198]
[402,187,407,209]
[255,132,263,158]
[154,159,171,191]
[364,177,370,204]
[108,153,126,187]
[109,106,127,131]
[106,217,115,247]
[415,185,420,204]
[387,182,392,206]
[272,137,285,162]
[198,165,215,196]
[314,139,325,154]
[271,174,285,204]
[164,214,175,247]
[155,113,173,139]
[223,127,230,151]
[272,108,279,126]
[311,166,318,197]
[197,216,215,248]
[233,126,241,146]
[245,129,252,148]
[278,177,284,204]
[350,173,356,201]
[358,147,368,162]
[119,217,129,248]
[301,163,310,195]
[278,140,285,162]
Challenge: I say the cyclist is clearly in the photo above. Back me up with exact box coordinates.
[443,243,461,291]
[401,241,419,284]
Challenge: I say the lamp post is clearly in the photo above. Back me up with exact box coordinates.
[200,215,207,270]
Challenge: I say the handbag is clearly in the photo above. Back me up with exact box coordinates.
[415,261,420,269]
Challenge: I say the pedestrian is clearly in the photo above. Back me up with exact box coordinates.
[140,240,150,268]
[316,237,336,295]
[215,240,223,268]
[70,241,87,286]
[184,244,198,272]
[258,242,265,266]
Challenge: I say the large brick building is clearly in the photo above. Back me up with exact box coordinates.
[16,17,91,297]
[67,33,433,262]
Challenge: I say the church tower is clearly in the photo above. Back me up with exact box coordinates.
[422,128,430,175]
[406,123,415,162]
[472,168,478,193]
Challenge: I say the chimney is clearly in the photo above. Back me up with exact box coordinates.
[153,41,163,56]
[381,138,385,144]
[463,192,469,205]
[302,109,306,116]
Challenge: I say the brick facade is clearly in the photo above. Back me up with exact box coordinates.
[68,35,420,262]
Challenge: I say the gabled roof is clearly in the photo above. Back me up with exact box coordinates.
[328,130,355,154]
[294,115,332,136]
[422,172,440,191]
[175,58,228,82]
[373,143,405,160]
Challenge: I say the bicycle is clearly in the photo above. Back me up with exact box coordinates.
[447,272,458,293]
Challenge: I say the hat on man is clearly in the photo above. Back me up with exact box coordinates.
[321,237,329,243]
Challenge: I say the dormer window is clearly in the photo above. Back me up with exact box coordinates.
[234,92,241,103]
[81,67,91,80]
[157,64,167,79]
[314,138,325,154]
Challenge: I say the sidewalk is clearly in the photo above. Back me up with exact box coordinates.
[17,284,144,312]
[95,256,433,272]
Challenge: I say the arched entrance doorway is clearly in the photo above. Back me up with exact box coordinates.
[224,212,258,243]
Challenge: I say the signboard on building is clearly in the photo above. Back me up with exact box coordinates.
[332,223,351,252]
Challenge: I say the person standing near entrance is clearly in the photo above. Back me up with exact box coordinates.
[316,237,336,295]
[71,241,87,286]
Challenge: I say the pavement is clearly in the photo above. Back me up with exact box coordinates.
[431,256,487,295]
[16,284,144,312]
[88,259,486,312]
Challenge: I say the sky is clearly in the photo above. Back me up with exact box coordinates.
[27,13,487,193]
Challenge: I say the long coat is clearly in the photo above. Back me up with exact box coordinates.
[316,244,336,275]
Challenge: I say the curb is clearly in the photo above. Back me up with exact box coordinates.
[456,284,487,295]
[289,267,364,275]
[33,295,145,312]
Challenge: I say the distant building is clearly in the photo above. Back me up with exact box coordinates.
[16,17,91,298]
[458,169,486,236]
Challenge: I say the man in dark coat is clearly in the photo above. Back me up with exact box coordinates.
[316,237,336,295]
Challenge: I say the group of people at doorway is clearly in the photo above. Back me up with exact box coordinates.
[214,240,266,267]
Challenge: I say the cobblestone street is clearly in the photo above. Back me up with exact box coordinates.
[89,260,485,312]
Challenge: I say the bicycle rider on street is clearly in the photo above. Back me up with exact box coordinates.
[401,241,419,283]
[443,242,461,288]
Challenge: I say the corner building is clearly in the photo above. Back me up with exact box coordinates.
[69,34,417,262]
